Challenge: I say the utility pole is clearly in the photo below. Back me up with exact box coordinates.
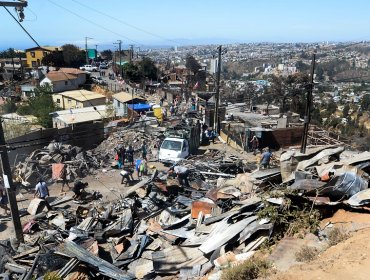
[300,53,316,154]
[85,37,93,65]
[114,40,123,78]
[129,44,134,63]
[214,45,222,133]
[0,118,24,243]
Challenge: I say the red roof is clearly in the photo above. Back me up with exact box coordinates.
[46,71,77,82]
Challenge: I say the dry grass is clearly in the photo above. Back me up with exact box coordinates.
[295,245,319,262]
[221,257,271,280]
[327,228,350,247]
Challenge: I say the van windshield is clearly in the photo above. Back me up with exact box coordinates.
[161,140,182,151]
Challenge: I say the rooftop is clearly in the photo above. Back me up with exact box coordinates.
[112,91,146,103]
[46,71,77,82]
[58,90,106,102]
[52,105,107,125]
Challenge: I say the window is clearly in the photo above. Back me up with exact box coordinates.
[31,61,36,67]
[56,98,60,104]
[161,140,182,151]
[30,52,35,58]
[65,81,68,85]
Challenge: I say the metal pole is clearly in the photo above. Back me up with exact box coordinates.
[300,53,316,154]
[85,37,88,64]
[118,40,123,78]
[0,117,24,243]
[214,45,222,133]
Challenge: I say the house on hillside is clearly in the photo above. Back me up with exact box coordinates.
[25,46,60,68]
[112,91,147,117]
[40,71,78,92]
[52,89,106,110]
[51,105,109,128]
[0,58,27,80]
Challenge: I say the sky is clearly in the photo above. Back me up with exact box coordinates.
[1,0,370,50]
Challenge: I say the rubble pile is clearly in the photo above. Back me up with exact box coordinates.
[14,142,101,186]
[13,127,164,187]
[94,127,163,161]
[4,146,370,279]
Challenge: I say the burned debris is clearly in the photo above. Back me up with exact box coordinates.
[4,126,370,280]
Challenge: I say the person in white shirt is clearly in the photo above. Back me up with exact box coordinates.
[34,178,52,210]
[169,165,190,188]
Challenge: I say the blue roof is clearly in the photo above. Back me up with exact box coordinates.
[128,103,151,111]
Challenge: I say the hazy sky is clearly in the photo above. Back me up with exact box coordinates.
[1,0,370,50]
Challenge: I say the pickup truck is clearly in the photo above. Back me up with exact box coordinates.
[159,121,201,164]
[79,65,98,72]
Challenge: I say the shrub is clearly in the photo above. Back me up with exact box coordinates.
[221,257,271,280]
[295,245,319,262]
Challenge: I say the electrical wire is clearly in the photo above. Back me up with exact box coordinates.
[71,0,181,45]
[47,0,142,45]
[2,6,41,47]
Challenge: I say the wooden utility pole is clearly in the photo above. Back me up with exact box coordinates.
[0,118,24,243]
[214,45,222,133]
[300,53,316,154]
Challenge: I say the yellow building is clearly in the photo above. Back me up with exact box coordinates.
[52,90,106,110]
[25,46,60,68]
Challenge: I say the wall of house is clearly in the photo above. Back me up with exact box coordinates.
[51,80,79,93]
[26,49,49,68]
[81,97,106,108]
[113,99,128,117]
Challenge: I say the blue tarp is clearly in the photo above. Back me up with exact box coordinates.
[128,103,151,111]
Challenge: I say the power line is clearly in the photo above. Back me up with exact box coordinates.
[71,0,180,45]
[47,0,142,45]
[2,6,40,47]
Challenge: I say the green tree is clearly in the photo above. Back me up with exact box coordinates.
[0,48,26,59]
[326,99,338,115]
[185,54,201,74]
[2,99,17,113]
[62,44,86,68]
[138,57,158,81]
[361,94,370,111]
[100,49,113,60]
[123,63,141,83]
[342,104,350,118]
[42,51,65,67]
[17,86,58,128]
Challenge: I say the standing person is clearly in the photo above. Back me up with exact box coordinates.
[126,145,134,166]
[169,165,191,188]
[0,181,10,216]
[250,135,259,155]
[260,147,273,169]
[141,141,148,161]
[34,178,52,211]
[60,165,70,193]
[170,105,174,116]
[72,180,88,200]
[121,147,126,167]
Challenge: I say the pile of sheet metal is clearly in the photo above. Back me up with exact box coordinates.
[5,145,370,279]
[280,147,370,207]
[1,152,276,279]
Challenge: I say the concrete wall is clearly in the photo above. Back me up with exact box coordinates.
[7,122,105,166]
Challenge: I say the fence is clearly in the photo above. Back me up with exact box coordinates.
[7,122,105,166]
